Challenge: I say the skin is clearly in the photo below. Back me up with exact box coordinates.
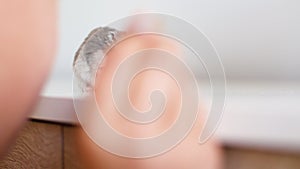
[0,0,57,157]
[75,25,223,168]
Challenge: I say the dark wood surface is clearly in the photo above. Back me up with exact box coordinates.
[225,147,300,169]
[0,121,62,169]
[1,120,300,169]
[63,126,84,169]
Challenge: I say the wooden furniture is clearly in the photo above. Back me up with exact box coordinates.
[1,120,300,169]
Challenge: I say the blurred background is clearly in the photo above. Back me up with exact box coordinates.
[41,0,300,153]
[30,0,300,156]
[1,0,299,168]
[50,0,299,82]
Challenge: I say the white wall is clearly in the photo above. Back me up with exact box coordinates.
[51,0,300,81]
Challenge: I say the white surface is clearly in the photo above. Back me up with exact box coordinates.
[52,0,300,81]
[32,80,300,152]
[216,81,300,152]
[30,97,77,124]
